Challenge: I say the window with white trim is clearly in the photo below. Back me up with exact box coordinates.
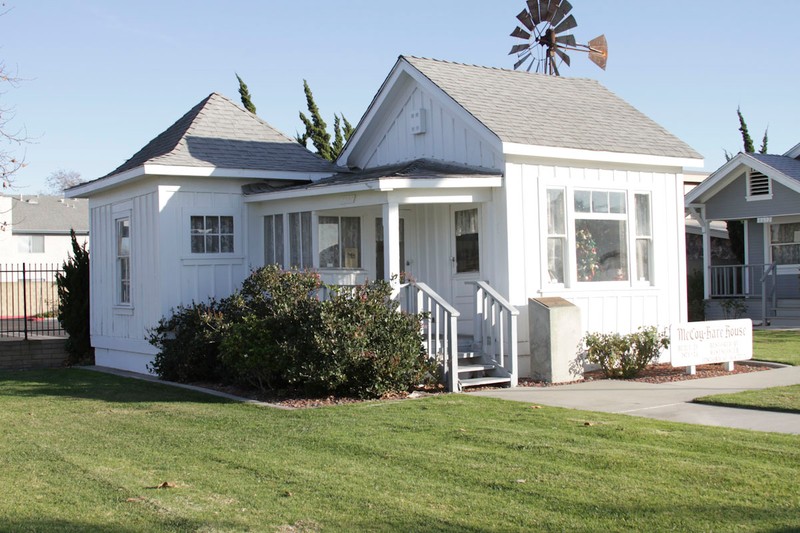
[634,193,653,282]
[546,188,566,283]
[770,222,800,265]
[288,211,312,268]
[319,216,361,269]
[16,235,45,253]
[574,190,628,282]
[190,215,234,254]
[116,217,131,305]
[264,214,284,267]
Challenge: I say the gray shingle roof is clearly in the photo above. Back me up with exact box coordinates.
[8,195,89,233]
[403,56,702,160]
[242,159,500,195]
[749,153,800,182]
[103,93,337,179]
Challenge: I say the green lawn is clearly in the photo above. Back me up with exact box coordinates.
[753,329,800,365]
[695,384,800,414]
[1,370,799,532]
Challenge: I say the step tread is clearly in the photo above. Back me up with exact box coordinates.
[458,364,495,374]
[459,376,511,388]
[458,351,482,359]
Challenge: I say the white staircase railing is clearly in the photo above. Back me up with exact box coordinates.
[467,281,519,387]
[393,281,460,392]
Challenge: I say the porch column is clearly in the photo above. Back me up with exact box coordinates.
[382,202,401,287]
[701,217,711,300]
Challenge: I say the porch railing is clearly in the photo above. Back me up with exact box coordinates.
[393,281,460,392]
[709,263,777,324]
[0,263,66,339]
[467,281,519,387]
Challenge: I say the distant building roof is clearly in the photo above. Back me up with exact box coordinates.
[101,92,338,179]
[7,195,88,234]
[402,56,702,160]
[749,153,800,183]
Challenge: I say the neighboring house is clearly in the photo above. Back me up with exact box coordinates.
[683,171,732,275]
[67,56,702,384]
[686,143,800,325]
[0,194,89,267]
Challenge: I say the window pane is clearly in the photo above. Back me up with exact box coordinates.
[221,235,234,253]
[206,216,219,234]
[220,216,234,234]
[771,222,800,244]
[636,239,652,282]
[301,212,312,267]
[547,189,565,235]
[275,214,284,266]
[319,216,340,268]
[576,220,628,282]
[289,213,300,267]
[547,237,565,283]
[591,191,609,213]
[455,209,479,273]
[772,244,800,265]
[609,192,626,214]
[574,190,591,213]
[190,216,205,234]
[191,235,205,253]
[117,219,130,256]
[264,216,275,264]
[206,235,219,254]
[635,194,651,236]
[342,217,361,268]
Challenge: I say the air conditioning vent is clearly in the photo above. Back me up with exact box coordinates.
[748,170,770,196]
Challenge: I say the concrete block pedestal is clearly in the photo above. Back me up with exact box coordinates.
[529,297,583,383]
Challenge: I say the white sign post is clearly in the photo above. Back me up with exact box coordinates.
[669,319,752,375]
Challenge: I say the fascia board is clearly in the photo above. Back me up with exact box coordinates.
[685,156,745,204]
[742,155,800,194]
[65,166,146,198]
[503,142,703,169]
[784,142,800,158]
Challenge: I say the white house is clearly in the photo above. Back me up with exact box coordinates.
[0,194,89,267]
[67,56,702,386]
[686,142,800,326]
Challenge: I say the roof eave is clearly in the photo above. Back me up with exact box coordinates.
[502,142,703,169]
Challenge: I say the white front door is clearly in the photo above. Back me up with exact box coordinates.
[450,206,481,332]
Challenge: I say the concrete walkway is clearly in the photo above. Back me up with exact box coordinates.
[470,365,800,435]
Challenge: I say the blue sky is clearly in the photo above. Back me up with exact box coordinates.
[2,0,798,193]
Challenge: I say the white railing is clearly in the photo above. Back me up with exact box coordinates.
[709,263,777,324]
[394,281,460,392]
[467,281,519,387]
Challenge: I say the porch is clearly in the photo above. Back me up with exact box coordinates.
[707,263,800,326]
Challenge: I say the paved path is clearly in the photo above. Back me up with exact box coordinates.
[470,364,800,435]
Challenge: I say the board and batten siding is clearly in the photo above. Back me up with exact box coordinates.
[502,161,687,357]
[355,81,502,172]
[705,173,800,220]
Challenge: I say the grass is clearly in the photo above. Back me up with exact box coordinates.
[0,369,798,532]
[753,329,800,365]
[695,384,800,414]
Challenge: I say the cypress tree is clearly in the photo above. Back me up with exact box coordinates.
[236,73,257,114]
[297,81,355,161]
[737,106,755,153]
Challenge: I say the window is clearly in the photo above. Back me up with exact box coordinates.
[288,211,312,268]
[454,208,479,273]
[264,214,284,267]
[16,235,45,254]
[546,189,566,283]
[116,217,131,305]
[634,194,653,282]
[770,222,800,265]
[319,216,361,269]
[575,190,628,282]
[190,215,234,254]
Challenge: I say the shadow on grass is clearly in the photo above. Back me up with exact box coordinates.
[692,398,800,415]
[0,517,242,533]
[0,368,233,405]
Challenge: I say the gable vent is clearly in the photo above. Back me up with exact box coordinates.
[748,170,770,197]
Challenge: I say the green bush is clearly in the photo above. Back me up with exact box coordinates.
[687,270,706,322]
[582,326,670,379]
[56,230,92,365]
[147,299,230,383]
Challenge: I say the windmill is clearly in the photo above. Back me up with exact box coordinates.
[508,1,608,76]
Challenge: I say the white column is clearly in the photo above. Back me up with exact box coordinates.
[382,202,401,287]
[701,216,711,300]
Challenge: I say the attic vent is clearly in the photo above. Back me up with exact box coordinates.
[747,170,771,198]
[409,109,427,135]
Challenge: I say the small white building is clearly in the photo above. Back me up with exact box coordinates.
[68,56,702,385]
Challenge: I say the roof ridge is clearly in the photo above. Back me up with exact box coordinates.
[400,55,599,83]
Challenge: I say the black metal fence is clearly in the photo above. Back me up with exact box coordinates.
[0,263,66,339]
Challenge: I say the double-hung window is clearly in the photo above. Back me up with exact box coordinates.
[264,214,284,267]
[116,217,131,305]
[546,189,566,283]
[574,190,628,282]
[319,216,361,269]
[288,211,312,268]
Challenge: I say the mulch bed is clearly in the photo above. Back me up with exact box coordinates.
[191,362,771,409]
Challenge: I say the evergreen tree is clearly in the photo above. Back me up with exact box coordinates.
[297,81,355,161]
[236,73,257,114]
[737,106,755,153]
[56,230,92,364]
[759,128,769,155]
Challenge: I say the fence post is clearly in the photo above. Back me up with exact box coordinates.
[22,263,29,340]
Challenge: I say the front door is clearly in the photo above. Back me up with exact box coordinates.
[451,206,481,332]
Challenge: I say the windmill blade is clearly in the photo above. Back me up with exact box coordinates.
[509,44,530,55]
[550,0,573,28]
[516,8,535,32]
[555,47,571,66]
[514,53,532,70]
[527,0,543,24]
[510,26,531,40]
[544,0,559,24]
[588,34,609,70]
[553,14,577,35]
[556,34,577,47]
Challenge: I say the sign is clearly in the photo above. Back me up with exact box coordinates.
[669,319,752,367]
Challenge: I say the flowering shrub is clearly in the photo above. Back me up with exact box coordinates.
[581,326,670,379]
